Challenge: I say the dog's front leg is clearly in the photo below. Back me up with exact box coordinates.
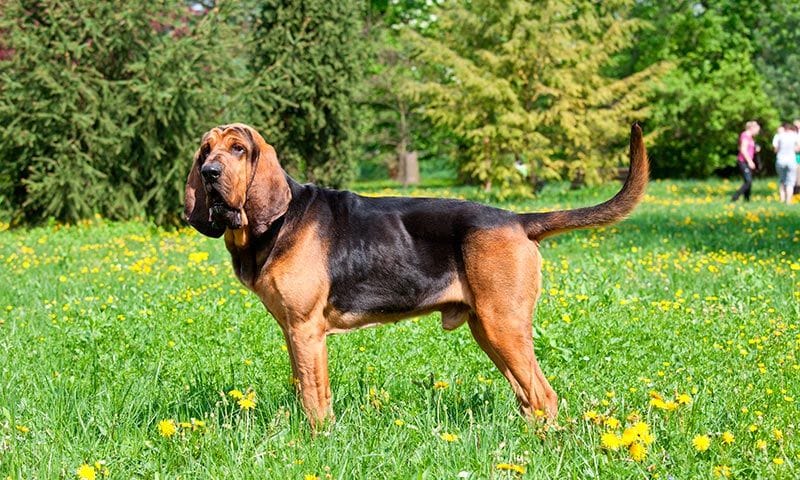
[279,326,300,389]
[285,320,334,429]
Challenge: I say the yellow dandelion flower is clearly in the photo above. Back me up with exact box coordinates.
[692,434,711,452]
[713,465,732,478]
[158,419,177,438]
[433,381,449,390]
[721,431,735,445]
[676,393,692,405]
[748,424,758,433]
[440,432,459,442]
[632,421,649,436]
[15,425,29,434]
[76,464,96,480]
[583,410,598,421]
[304,475,319,480]
[188,251,209,263]
[238,397,256,410]
[228,389,244,400]
[772,428,783,442]
[394,419,405,426]
[496,463,526,474]
[756,439,767,450]
[629,442,647,462]
[93,461,109,477]
[772,457,784,465]
[534,409,546,419]
[648,390,662,400]
[649,397,677,410]
[604,417,620,429]
[601,432,622,450]
[620,428,637,446]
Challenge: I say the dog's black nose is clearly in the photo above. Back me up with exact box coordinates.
[201,162,223,182]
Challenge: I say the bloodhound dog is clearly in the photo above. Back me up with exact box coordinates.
[184,123,648,427]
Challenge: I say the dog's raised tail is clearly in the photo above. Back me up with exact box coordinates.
[521,123,649,241]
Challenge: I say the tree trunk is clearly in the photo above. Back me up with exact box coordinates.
[399,150,419,187]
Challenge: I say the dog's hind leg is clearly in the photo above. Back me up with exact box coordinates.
[464,226,557,420]
[468,312,557,419]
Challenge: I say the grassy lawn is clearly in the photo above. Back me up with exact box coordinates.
[0,178,798,479]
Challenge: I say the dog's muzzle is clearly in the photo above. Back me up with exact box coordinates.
[207,190,243,230]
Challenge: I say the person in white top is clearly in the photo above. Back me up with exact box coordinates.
[795,120,800,193]
[772,123,799,205]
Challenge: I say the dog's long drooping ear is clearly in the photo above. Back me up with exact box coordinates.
[184,146,226,238]
[244,127,291,237]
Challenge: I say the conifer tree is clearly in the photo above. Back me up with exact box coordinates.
[406,0,663,193]
[0,1,240,224]
[249,1,366,188]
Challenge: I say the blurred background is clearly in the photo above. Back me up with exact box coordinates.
[0,0,796,225]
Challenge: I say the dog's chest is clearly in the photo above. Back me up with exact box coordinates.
[249,226,329,323]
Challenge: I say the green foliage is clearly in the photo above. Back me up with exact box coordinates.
[0,1,241,225]
[751,1,800,121]
[4,0,800,226]
[624,1,779,177]
[405,0,661,195]
[360,1,452,181]
[248,0,366,188]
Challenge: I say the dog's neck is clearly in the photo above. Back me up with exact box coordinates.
[224,213,286,287]
[224,208,285,251]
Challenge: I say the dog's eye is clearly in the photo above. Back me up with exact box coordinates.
[198,145,211,166]
[231,144,245,155]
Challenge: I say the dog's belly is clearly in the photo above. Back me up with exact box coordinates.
[329,268,452,314]
[325,268,473,333]
[325,302,470,334]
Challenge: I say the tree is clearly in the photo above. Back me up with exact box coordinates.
[248,1,367,188]
[0,1,242,225]
[405,0,662,195]
[360,0,447,184]
[751,1,800,121]
[623,1,778,177]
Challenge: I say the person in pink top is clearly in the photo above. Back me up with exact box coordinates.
[732,120,761,202]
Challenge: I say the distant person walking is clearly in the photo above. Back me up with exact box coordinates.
[732,120,760,202]
[794,120,800,194]
[773,122,799,205]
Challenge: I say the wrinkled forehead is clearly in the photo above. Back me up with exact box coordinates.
[202,124,254,147]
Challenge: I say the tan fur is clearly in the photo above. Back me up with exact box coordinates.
[251,219,333,426]
[462,226,557,416]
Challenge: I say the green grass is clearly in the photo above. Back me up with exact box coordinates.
[1,178,798,479]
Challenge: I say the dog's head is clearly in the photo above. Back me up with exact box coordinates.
[184,124,290,238]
